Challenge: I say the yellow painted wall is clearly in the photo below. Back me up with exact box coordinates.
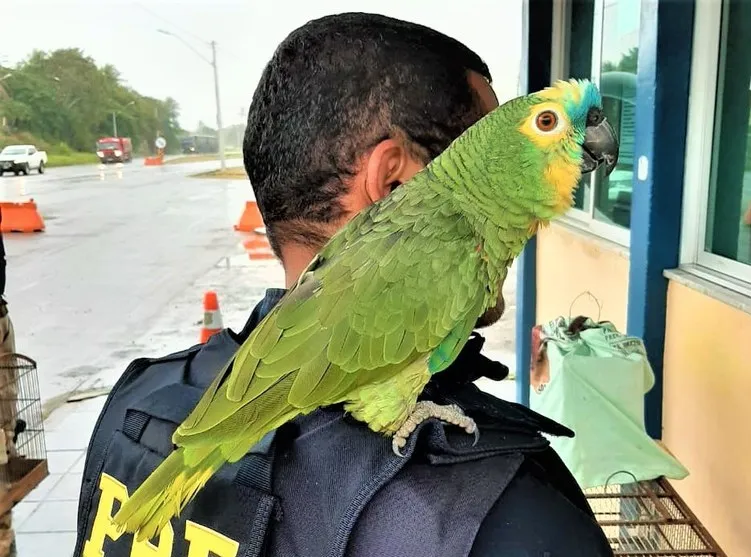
[535,223,629,330]
[663,282,751,557]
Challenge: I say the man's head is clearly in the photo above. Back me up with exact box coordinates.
[244,12,498,265]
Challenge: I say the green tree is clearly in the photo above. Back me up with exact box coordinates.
[0,49,184,154]
[195,121,217,136]
[602,47,638,74]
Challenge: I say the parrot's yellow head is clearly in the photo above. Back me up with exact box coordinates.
[510,79,619,216]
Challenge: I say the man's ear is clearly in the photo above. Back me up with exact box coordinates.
[362,139,424,204]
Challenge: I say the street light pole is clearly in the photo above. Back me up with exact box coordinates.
[111,101,134,138]
[157,29,225,170]
[237,107,246,150]
[211,41,226,170]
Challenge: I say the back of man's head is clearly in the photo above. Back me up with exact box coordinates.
[243,12,492,254]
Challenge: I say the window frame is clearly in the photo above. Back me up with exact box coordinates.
[680,0,751,293]
[552,0,632,248]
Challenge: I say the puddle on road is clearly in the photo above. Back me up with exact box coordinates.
[110,348,144,360]
[61,364,103,378]
[57,174,102,184]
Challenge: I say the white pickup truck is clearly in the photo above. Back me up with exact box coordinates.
[0,144,48,176]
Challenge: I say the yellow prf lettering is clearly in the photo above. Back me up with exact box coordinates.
[83,474,128,557]
[185,520,239,557]
[82,473,174,557]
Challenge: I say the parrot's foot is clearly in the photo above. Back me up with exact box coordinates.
[392,401,478,457]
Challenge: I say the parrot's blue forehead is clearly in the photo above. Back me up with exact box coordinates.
[542,79,603,128]
[564,80,602,127]
[563,80,602,125]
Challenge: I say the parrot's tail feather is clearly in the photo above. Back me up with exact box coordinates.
[112,447,226,542]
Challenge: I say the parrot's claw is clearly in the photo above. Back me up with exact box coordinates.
[391,401,478,458]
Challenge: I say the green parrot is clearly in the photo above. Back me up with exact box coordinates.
[114,78,618,541]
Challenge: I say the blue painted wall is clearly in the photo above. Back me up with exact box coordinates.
[627,0,694,438]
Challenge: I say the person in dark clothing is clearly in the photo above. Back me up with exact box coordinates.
[0,208,19,556]
[74,13,613,557]
[0,208,5,301]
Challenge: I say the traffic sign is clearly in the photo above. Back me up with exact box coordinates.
[155,136,167,150]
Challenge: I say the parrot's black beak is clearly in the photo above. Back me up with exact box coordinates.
[580,107,619,177]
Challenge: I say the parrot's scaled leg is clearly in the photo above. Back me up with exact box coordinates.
[391,401,478,457]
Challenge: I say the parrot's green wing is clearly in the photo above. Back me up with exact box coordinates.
[175,176,489,447]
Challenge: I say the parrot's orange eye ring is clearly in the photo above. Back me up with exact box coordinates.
[535,110,559,132]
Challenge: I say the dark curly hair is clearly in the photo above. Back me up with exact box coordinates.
[243,12,492,254]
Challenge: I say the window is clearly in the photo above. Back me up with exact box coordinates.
[682,0,751,287]
[557,0,640,245]
[706,0,751,268]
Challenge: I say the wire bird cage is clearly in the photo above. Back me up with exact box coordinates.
[0,353,48,516]
[585,477,726,556]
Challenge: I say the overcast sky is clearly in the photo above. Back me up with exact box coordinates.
[2,0,523,131]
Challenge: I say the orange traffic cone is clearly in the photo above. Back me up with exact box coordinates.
[243,233,275,260]
[199,291,224,343]
[234,201,264,232]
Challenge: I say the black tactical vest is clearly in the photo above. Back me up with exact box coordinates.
[73,291,589,557]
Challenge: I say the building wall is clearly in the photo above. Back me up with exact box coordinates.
[662,281,751,557]
[535,223,630,331]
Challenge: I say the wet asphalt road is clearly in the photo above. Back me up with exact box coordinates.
[1,159,251,405]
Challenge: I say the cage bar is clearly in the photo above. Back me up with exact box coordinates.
[0,353,48,516]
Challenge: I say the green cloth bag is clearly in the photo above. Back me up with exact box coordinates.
[530,316,688,489]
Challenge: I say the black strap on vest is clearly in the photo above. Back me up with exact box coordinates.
[122,382,278,495]
[122,383,203,442]
[234,431,277,493]
[122,410,150,442]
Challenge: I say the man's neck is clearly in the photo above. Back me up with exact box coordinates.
[280,242,320,288]
[277,217,347,288]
